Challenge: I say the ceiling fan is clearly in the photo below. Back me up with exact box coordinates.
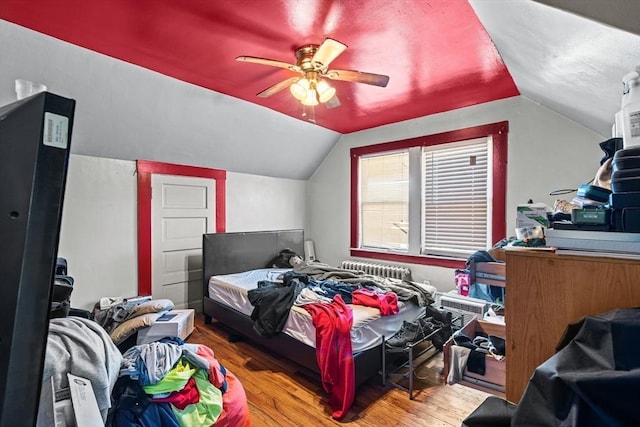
[236,38,389,108]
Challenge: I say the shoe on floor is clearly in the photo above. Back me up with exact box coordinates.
[425,305,452,325]
[427,317,452,351]
[387,320,427,347]
[418,317,438,337]
[414,315,453,351]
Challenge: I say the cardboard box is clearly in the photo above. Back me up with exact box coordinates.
[137,309,195,344]
[516,203,549,229]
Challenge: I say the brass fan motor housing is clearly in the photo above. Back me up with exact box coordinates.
[295,45,324,73]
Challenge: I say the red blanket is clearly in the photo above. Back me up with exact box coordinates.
[303,295,354,420]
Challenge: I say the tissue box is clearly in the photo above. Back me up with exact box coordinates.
[137,309,195,344]
[516,203,549,228]
[50,374,102,427]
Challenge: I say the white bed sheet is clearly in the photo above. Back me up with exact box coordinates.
[208,268,424,353]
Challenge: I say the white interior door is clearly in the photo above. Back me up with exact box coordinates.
[152,174,215,310]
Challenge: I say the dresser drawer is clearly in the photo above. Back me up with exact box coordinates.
[464,353,505,387]
[443,318,506,397]
[477,319,505,338]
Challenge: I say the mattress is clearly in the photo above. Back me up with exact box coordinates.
[208,268,424,353]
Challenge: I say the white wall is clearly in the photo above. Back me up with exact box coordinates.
[58,155,138,311]
[226,172,306,232]
[307,96,607,292]
[59,155,307,310]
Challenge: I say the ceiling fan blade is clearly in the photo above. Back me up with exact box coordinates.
[236,56,301,72]
[325,69,390,87]
[257,76,299,98]
[311,38,347,69]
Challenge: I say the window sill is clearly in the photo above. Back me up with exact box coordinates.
[350,249,466,269]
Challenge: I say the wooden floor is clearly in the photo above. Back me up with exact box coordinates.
[188,314,490,426]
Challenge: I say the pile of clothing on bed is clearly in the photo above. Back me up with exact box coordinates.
[249,256,437,420]
[107,337,250,426]
[250,258,436,339]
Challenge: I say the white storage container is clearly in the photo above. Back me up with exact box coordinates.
[621,67,640,148]
[136,309,195,344]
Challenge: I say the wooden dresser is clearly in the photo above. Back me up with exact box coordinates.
[505,249,640,403]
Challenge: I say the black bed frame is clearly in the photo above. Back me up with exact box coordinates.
[202,229,385,388]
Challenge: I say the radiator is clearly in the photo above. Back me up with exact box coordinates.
[437,291,488,318]
[340,260,412,281]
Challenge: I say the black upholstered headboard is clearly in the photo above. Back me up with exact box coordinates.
[202,229,304,294]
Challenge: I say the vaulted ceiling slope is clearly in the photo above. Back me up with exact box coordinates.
[1,1,639,180]
[470,0,640,139]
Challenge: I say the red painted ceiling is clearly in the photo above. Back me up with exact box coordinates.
[1,0,519,133]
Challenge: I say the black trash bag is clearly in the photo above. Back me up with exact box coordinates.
[598,137,623,165]
[462,396,515,427]
[512,307,640,427]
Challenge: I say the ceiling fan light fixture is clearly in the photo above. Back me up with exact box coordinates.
[316,79,336,103]
[290,78,310,101]
[301,89,319,106]
[238,37,389,111]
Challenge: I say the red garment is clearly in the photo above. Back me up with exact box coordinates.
[302,295,354,420]
[195,344,226,390]
[352,288,399,316]
[151,377,200,410]
[213,371,252,427]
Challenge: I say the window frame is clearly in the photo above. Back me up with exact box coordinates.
[350,121,508,269]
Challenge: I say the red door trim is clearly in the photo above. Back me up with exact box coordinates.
[136,160,226,296]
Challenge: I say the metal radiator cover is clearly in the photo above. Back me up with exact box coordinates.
[340,260,412,281]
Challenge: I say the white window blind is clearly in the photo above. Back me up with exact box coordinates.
[359,151,409,250]
[423,138,489,257]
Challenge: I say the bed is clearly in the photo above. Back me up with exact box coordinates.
[202,229,427,417]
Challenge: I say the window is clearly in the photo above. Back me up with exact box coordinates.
[360,152,409,251]
[351,122,507,268]
[423,138,489,257]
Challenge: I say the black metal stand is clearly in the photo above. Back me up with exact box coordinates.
[382,312,467,399]
[382,328,443,399]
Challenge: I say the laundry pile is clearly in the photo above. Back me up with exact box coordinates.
[107,337,246,426]
[37,316,122,426]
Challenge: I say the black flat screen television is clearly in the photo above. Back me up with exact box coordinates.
[0,92,75,427]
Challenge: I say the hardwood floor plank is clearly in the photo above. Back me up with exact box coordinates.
[188,314,490,426]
